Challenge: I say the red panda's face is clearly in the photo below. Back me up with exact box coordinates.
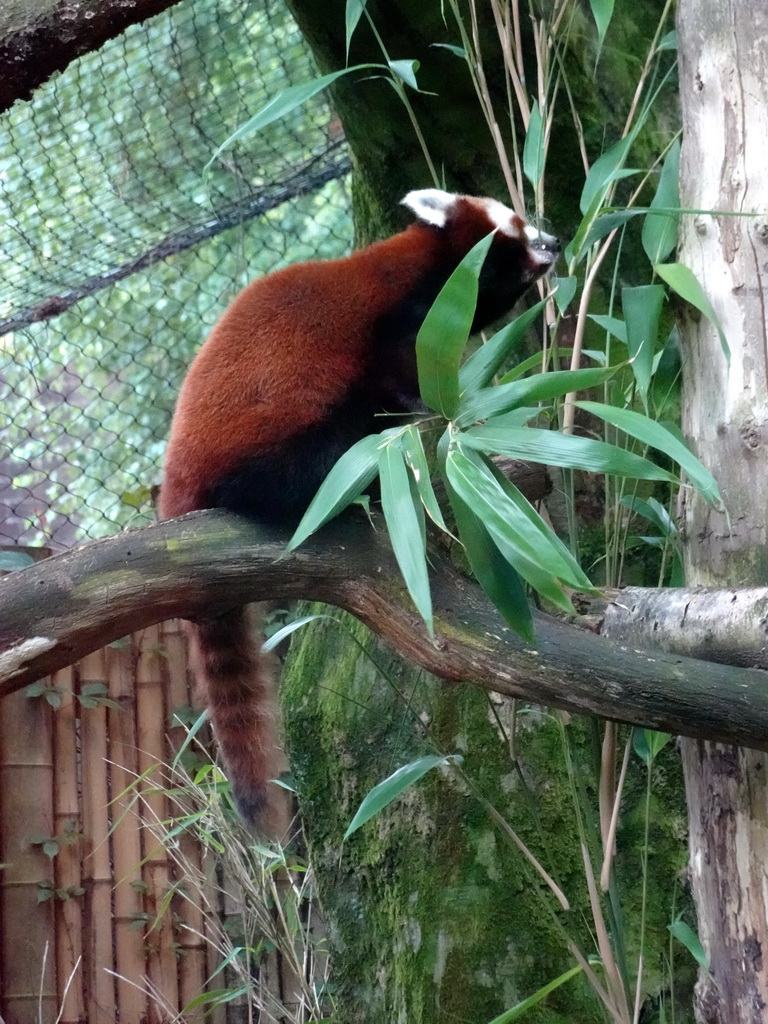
[402,188,559,282]
[402,188,560,327]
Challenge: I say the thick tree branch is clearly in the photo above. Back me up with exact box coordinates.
[2,510,768,750]
[0,0,184,114]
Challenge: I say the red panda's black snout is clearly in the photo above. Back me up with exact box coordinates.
[160,188,557,832]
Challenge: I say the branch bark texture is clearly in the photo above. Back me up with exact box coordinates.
[3,512,768,755]
[0,0,183,115]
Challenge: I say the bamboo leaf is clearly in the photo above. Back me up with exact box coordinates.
[287,432,383,550]
[589,314,627,344]
[575,401,721,505]
[580,135,636,216]
[523,100,546,186]
[345,0,367,61]
[484,965,583,1023]
[642,140,681,264]
[457,366,616,427]
[589,0,616,47]
[553,276,578,314]
[668,919,710,973]
[398,425,448,530]
[446,481,534,641]
[623,284,666,405]
[654,262,730,364]
[633,727,672,763]
[446,450,582,609]
[344,755,459,837]
[463,425,678,483]
[388,59,421,90]
[205,66,377,171]
[417,232,495,417]
[379,443,433,635]
[459,300,546,395]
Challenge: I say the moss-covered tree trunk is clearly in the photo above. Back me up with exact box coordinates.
[282,2,690,1021]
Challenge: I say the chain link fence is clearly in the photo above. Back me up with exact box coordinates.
[1,0,352,549]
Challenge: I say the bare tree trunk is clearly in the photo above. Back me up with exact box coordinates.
[677,0,768,1019]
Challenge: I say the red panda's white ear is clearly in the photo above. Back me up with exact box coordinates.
[401,188,458,228]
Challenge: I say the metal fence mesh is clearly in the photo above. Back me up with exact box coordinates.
[1,0,352,548]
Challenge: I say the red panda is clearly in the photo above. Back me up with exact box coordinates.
[160,188,559,833]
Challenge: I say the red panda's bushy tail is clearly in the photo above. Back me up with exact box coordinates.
[185,606,291,837]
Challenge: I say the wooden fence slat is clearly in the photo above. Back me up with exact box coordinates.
[107,635,150,1024]
[52,666,86,1024]
[0,681,56,1024]
[163,621,209,1020]
[78,649,115,1024]
[136,625,180,1021]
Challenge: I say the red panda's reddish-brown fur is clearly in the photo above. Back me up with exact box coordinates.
[160,189,559,833]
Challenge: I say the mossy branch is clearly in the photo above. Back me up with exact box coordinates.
[2,509,768,751]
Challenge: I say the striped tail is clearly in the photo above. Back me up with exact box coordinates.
[185,606,291,837]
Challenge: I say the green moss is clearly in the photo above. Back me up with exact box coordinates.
[282,608,694,1023]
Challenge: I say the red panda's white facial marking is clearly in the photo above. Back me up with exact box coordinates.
[401,188,458,227]
[402,189,559,272]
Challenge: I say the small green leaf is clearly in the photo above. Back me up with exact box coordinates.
[121,486,152,509]
[642,141,681,264]
[633,728,672,764]
[417,232,495,417]
[575,401,721,505]
[262,614,328,653]
[459,300,547,396]
[388,59,420,90]
[46,690,62,709]
[287,432,384,550]
[431,43,467,59]
[553,276,578,315]
[589,314,627,344]
[623,284,666,405]
[379,443,433,635]
[0,551,35,571]
[43,840,59,859]
[345,0,367,61]
[654,262,730,364]
[580,135,636,216]
[668,919,709,973]
[344,755,459,838]
[484,965,583,1023]
[523,101,545,187]
[589,0,616,47]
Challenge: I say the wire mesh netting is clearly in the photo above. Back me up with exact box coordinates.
[1,0,352,549]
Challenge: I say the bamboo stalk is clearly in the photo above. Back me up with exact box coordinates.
[106,633,150,1024]
[0,678,56,1024]
[52,666,86,1024]
[163,621,209,1019]
[135,625,180,1016]
[79,649,116,1024]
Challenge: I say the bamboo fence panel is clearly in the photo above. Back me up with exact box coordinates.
[0,619,216,1024]
[52,666,85,1024]
[0,679,56,1024]
[107,632,150,1024]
